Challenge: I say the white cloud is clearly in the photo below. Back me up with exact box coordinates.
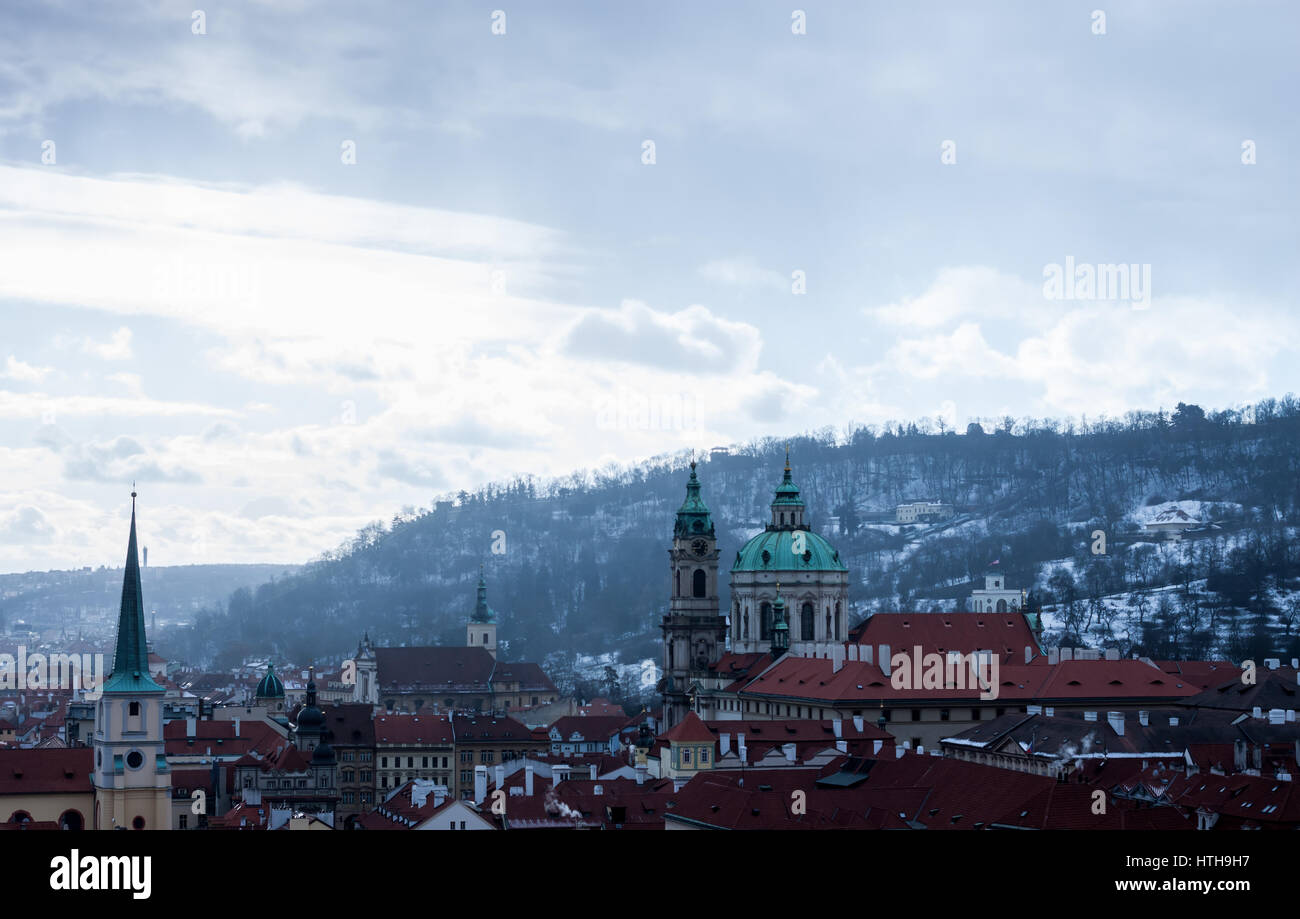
[1,355,52,382]
[82,327,134,360]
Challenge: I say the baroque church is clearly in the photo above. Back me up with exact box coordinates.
[660,454,850,729]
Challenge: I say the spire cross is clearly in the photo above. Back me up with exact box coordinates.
[784,443,790,471]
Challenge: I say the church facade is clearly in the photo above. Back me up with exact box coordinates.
[660,455,850,729]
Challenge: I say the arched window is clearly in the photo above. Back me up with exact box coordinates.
[996,599,1008,613]
[8,811,31,825]
[743,606,750,640]
[59,810,83,830]
[693,569,707,598]
[760,602,772,641]
[801,603,814,641]
[132,816,145,830]
[675,569,680,596]
[836,602,842,639]
[826,610,832,638]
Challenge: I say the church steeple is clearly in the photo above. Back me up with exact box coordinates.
[769,448,806,530]
[104,487,164,694]
[471,565,495,623]
[674,460,715,538]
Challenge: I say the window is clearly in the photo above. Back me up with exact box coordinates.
[360,770,372,782]
[422,757,429,768]
[129,701,140,716]
[360,751,372,762]
[760,602,772,641]
[132,816,145,830]
[911,737,921,750]
[940,709,950,722]
[971,709,981,721]
[406,757,414,768]
[381,757,388,768]
[460,770,471,784]
[911,709,921,722]
[801,603,814,641]
[681,748,692,765]
[700,749,709,764]
[179,814,188,830]
[461,751,472,763]
[693,569,707,598]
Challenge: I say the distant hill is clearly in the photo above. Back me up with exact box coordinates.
[176,397,1300,675]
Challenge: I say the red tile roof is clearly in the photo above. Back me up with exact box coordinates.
[0,748,92,795]
[373,713,453,745]
[855,612,1041,664]
[660,712,714,743]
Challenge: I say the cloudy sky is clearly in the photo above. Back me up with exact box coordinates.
[0,1,1296,572]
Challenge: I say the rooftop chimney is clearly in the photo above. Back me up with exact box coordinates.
[852,715,864,732]
[1083,711,1097,722]
[738,743,747,764]
[1048,647,1059,665]
[832,644,845,673]
[1169,716,1179,726]
[635,762,647,786]
[1269,709,1285,725]
[836,740,847,753]
[1139,711,1149,726]
[1253,706,1263,720]
[783,743,797,763]
[1044,707,1054,718]
[495,764,505,789]
[473,765,487,804]
[832,719,842,738]
[1024,646,1033,664]
[1107,711,1124,736]
[525,763,535,796]
[720,732,731,756]
[880,645,891,677]
[554,764,571,785]
[862,645,873,665]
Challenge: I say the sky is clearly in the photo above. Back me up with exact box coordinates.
[0,0,1296,572]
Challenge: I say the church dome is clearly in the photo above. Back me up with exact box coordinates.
[732,529,846,573]
[255,665,285,699]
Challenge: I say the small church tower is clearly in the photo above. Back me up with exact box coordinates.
[660,461,726,730]
[466,567,498,659]
[92,488,170,830]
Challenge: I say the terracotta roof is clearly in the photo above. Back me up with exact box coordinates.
[0,748,92,795]
[376,646,496,691]
[660,712,714,743]
[451,713,535,743]
[548,715,629,744]
[373,713,453,745]
[855,612,1041,664]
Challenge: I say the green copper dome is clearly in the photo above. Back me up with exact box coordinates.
[255,664,285,699]
[732,529,846,572]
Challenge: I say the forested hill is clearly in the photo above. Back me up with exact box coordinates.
[168,398,1300,672]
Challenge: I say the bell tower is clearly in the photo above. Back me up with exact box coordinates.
[660,461,725,730]
[92,488,170,830]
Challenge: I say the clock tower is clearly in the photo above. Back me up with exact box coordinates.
[660,461,725,730]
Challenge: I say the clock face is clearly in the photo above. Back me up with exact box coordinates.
[691,539,709,556]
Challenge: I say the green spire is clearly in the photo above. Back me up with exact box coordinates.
[674,460,715,538]
[771,448,804,507]
[103,488,164,694]
[472,565,495,623]
[770,585,789,657]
